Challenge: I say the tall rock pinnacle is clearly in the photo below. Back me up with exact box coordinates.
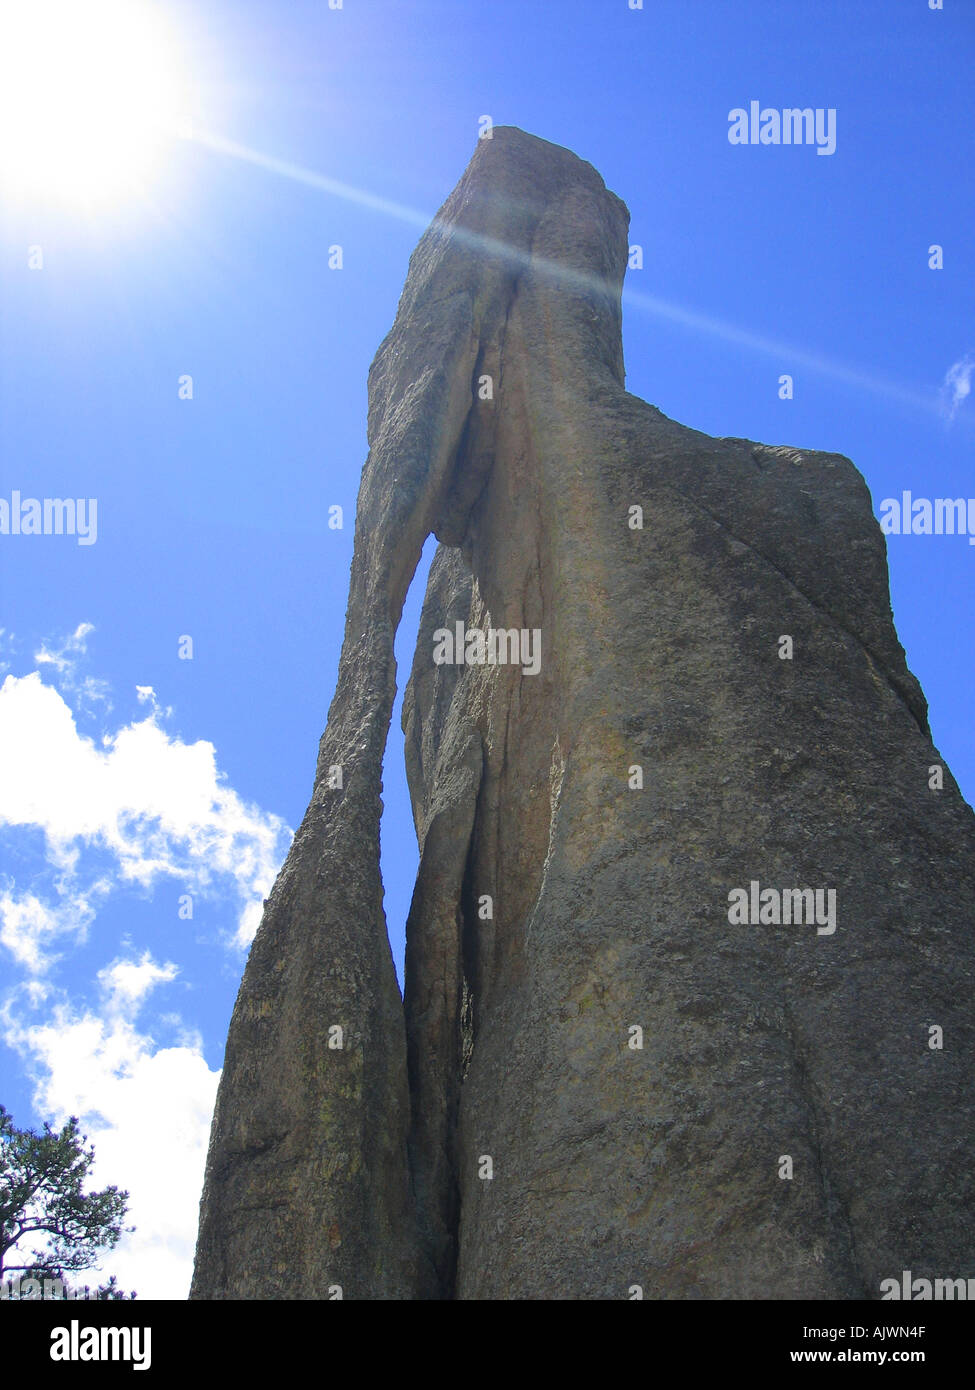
[192,128,975,1300]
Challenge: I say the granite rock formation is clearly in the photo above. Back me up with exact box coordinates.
[191,127,975,1301]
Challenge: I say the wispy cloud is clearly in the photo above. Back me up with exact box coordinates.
[942,353,975,423]
[0,888,100,974]
[33,622,113,713]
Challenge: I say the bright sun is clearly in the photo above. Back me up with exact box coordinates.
[0,0,189,203]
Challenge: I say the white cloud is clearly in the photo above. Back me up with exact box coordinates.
[0,635,291,1298]
[99,950,178,1017]
[942,353,974,422]
[234,897,265,951]
[9,983,219,1300]
[0,671,291,945]
[0,888,97,973]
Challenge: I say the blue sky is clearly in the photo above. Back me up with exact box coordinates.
[1,0,972,1297]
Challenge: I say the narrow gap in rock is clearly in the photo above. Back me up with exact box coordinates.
[380,531,438,995]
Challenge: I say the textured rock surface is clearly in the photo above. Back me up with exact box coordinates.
[193,127,975,1300]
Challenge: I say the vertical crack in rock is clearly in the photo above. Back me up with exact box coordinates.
[194,127,975,1301]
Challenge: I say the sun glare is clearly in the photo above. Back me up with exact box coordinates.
[0,0,189,204]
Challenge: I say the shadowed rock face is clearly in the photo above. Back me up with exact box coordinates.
[192,127,975,1301]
